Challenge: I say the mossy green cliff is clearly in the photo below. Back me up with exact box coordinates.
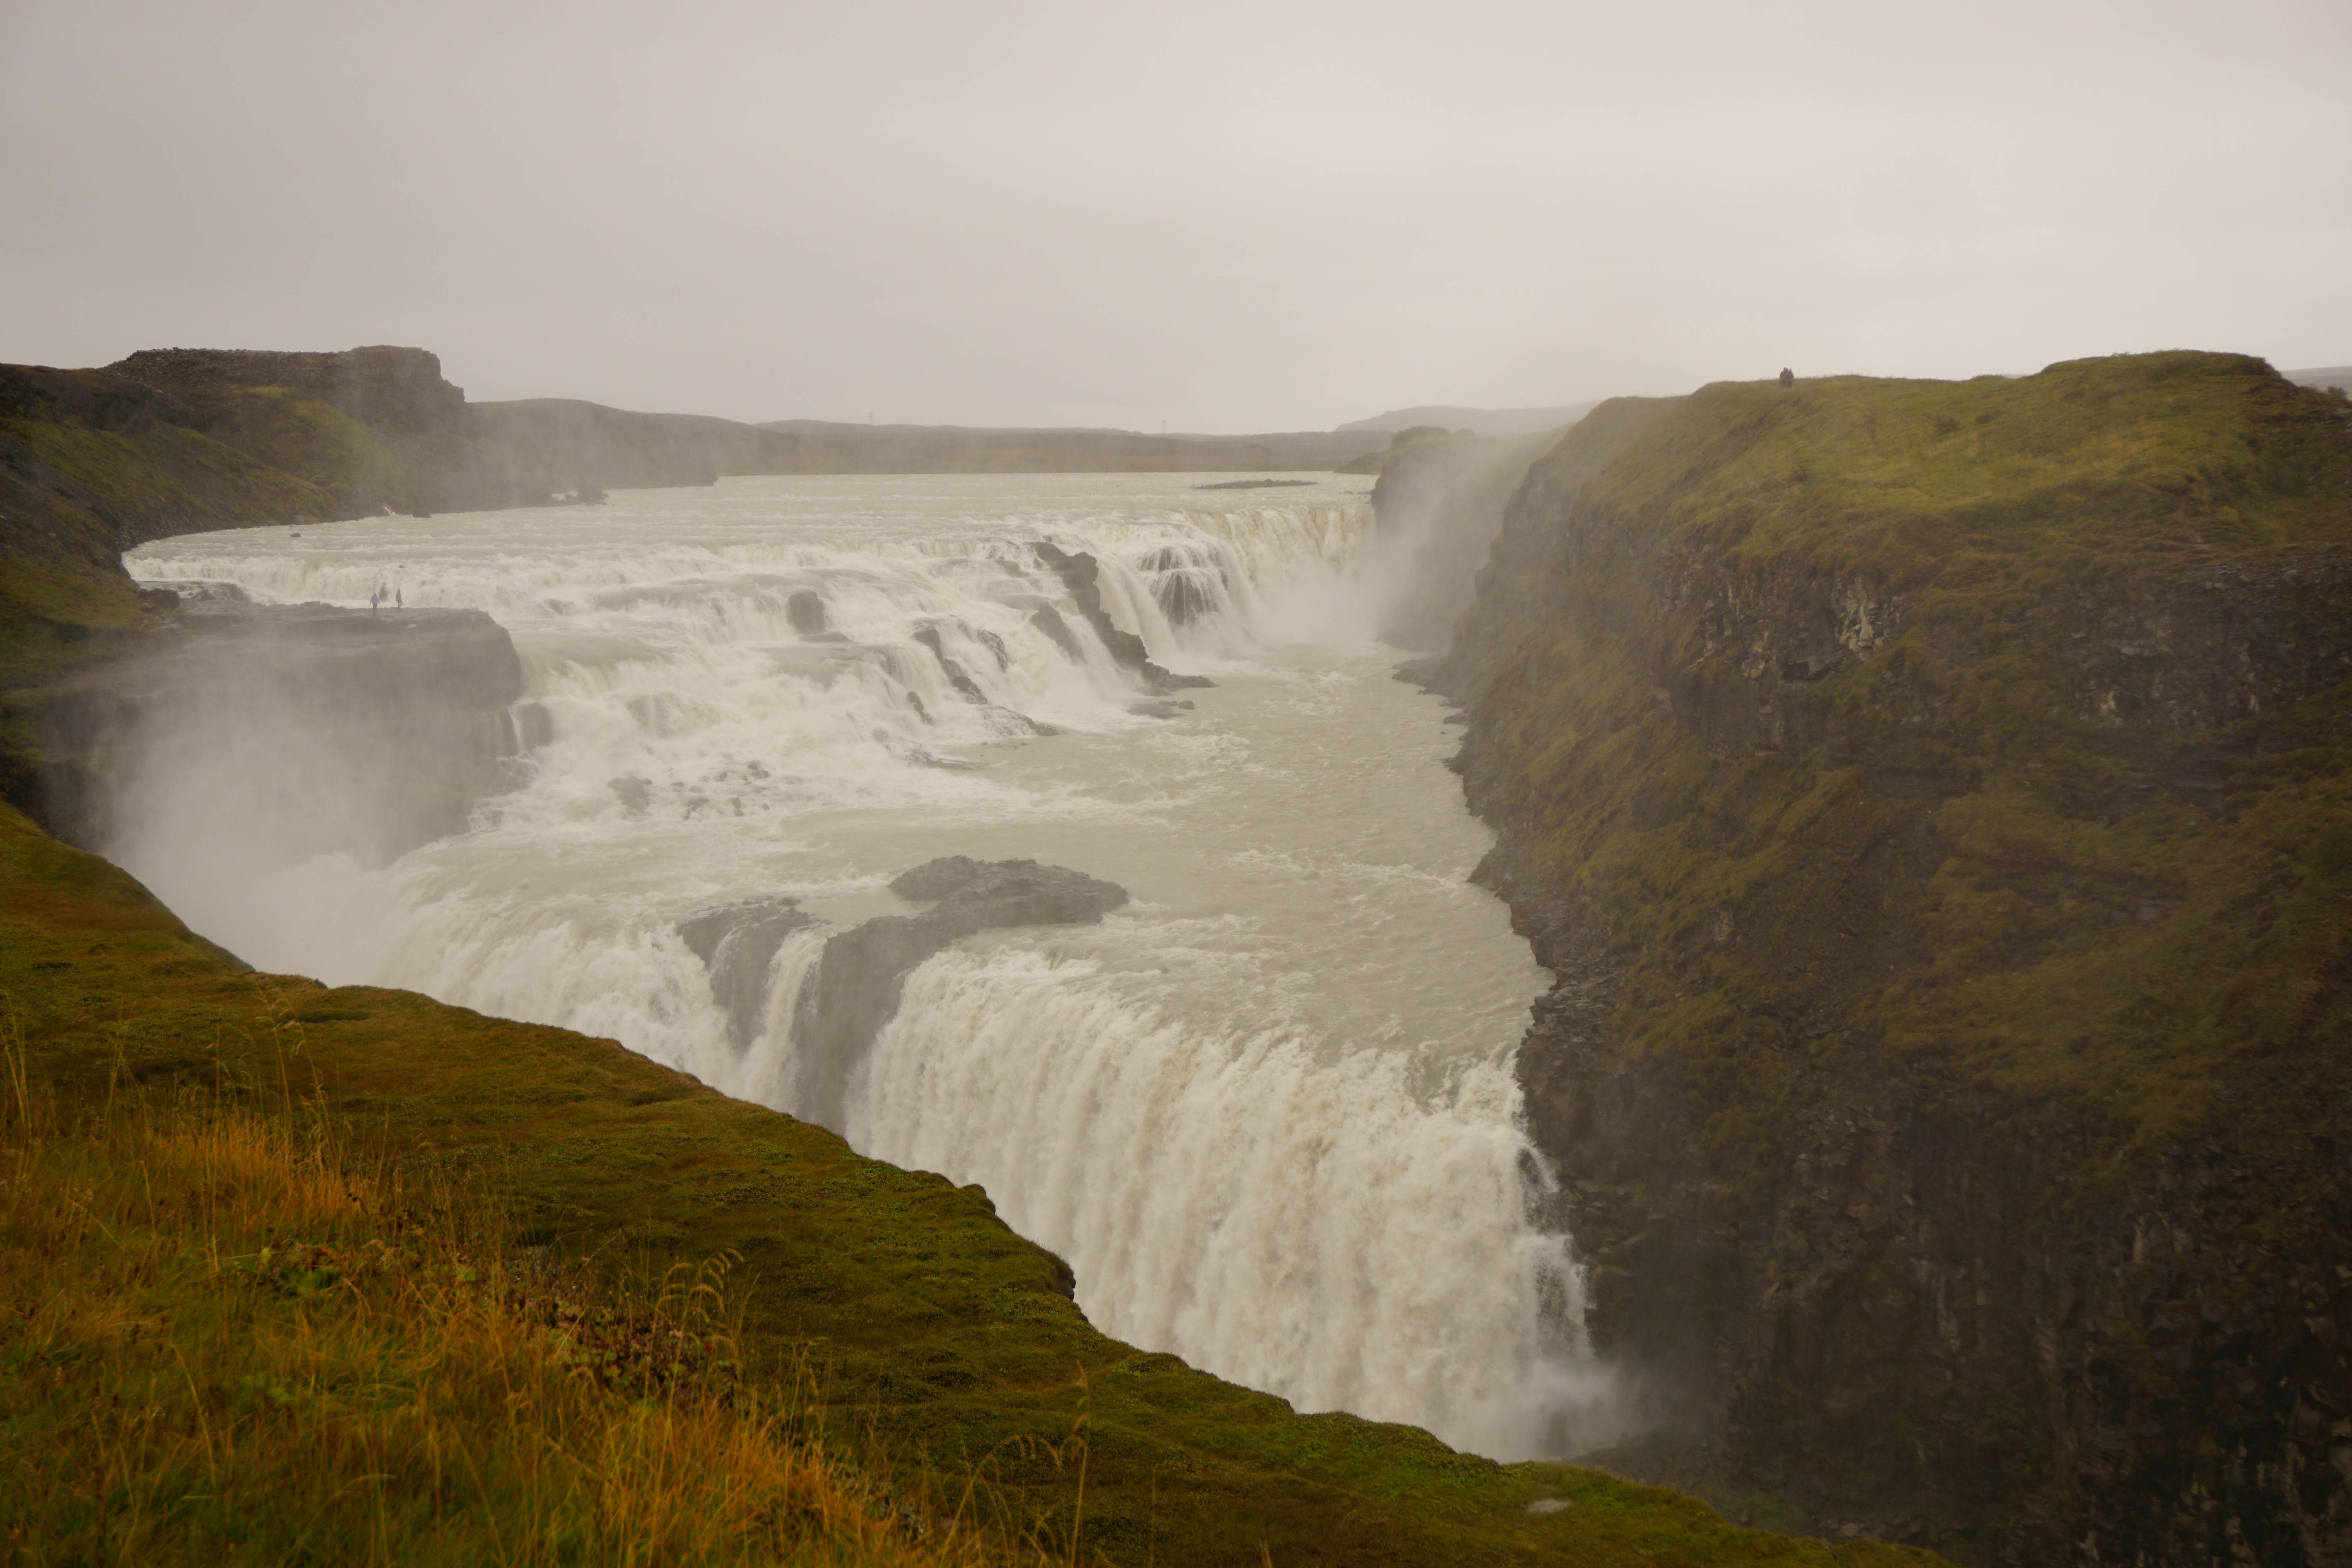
[1422,352,2352,1563]
[4,347,821,537]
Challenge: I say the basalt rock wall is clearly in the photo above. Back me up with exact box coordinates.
[1419,353,2352,1563]
[24,597,528,865]
[1365,427,1561,650]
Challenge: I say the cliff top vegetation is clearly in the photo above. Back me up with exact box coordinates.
[1617,351,2347,572]
[1451,350,2352,1147]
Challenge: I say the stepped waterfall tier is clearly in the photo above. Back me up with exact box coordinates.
[119,471,1616,1460]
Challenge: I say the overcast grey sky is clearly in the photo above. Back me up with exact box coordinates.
[5,0,2348,431]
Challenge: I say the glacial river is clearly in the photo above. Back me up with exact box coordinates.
[124,472,1610,1459]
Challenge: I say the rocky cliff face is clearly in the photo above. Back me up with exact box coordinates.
[1365,428,1559,650]
[108,347,470,435]
[24,594,527,866]
[1416,353,2352,1564]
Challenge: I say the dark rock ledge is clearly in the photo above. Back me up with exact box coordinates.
[1032,542,1213,697]
[788,858,1128,1133]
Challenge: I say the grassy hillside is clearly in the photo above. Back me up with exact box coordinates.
[87,347,482,520]
[4,349,804,542]
[0,798,1933,1565]
[1435,351,2352,1559]
[0,355,447,557]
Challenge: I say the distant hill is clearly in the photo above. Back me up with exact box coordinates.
[1,344,1411,607]
[471,398,806,490]
[1337,403,1599,437]
[755,418,1383,473]
[1356,370,2350,433]
[0,348,813,548]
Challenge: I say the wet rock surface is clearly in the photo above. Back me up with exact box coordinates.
[24,598,527,861]
[911,624,991,704]
[909,624,1056,737]
[784,588,829,635]
[1027,604,1084,660]
[1031,541,1213,695]
[791,858,1128,1131]
[678,898,816,1049]
[887,855,1130,925]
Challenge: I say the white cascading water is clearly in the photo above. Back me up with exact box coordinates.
[121,472,1621,1460]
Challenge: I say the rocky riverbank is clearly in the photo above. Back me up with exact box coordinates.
[1412,353,2352,1563]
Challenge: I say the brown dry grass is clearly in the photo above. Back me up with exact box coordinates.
[0,995,1064,1567]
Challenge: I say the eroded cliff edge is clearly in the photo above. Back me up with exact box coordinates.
[1419,353,2352,1563]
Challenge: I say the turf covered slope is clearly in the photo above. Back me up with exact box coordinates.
[1430,352,2352,1563]
[0,799,1931,1566]
[1,348,819,544]
[3,353,438,541]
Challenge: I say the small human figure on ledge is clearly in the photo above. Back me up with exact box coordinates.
[1779,367,1795,389]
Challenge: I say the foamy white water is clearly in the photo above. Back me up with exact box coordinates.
[123,472,1614,1458]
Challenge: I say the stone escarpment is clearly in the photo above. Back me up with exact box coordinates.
[1419,353,2352,1563]
[0,348,819,548]
[100,347,816,515]
[1365,426,1560,650]
[21,594,529,862]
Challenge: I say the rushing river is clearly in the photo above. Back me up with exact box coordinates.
[123,472,1612,1459]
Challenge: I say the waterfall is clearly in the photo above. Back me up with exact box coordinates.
[850,948,1600,1457]
[121,472,1622,1461]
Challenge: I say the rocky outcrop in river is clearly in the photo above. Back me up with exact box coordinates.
[1033,542,1214,696]
[791,857,1129,1131]
[1415,354,2352,1564]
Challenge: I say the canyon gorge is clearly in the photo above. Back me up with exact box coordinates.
[4,345,2349,1565]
